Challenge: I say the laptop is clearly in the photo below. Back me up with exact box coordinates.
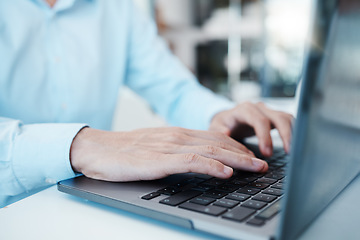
[58,1,360,239]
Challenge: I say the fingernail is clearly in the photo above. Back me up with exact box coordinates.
[252,158,266,171]
[223,166,233,176]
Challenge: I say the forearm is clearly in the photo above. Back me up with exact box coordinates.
[165,82,236,130]
[124,0,234,130]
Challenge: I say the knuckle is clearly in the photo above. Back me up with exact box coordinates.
[256,115,270,126]
[214,131,226,140]
[168,131,184,141]
[217,141,227,149]
[242,101,254,109]
[184,153,200,165]
[279,112,293,120]
[276,113,294,126]
[278,112,288,118]
[204,145,218,156]
[256,102,266,108]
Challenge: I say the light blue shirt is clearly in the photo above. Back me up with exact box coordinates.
[0,0,234,207]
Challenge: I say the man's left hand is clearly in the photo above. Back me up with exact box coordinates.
[210,102,294,157]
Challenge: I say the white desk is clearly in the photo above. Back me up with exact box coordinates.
[1,173,359,240]
[0,185,212,240]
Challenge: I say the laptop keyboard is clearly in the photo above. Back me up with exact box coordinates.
[141,149,288,226]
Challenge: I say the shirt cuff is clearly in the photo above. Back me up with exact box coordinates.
[12,123,87,192]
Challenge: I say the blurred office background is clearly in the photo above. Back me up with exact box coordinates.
[113,0,312,131]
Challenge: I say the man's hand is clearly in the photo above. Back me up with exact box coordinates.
[210,102,293,157]
[70,127,268,182]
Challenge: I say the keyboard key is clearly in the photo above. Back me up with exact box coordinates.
[173,179,191,189]
[237,187,260,195]
[273,169,286,175]
[214,199,239,208]
[241,176,258,182]
[267,157,278,162]
[222,206,256,222]
[256,199,281,220]
[269,162,285,168]
[141,192,160,200]
[271,183,284,189]
[265,173,285,180]
[189,196,215,206]
[191,184,214,192]
[248,182,270,190]
[273,150,286,157]
[242,200,267,210]
[226,193,250,202]
[252,194,277,203]
[179,202,227,216]
[229,179,248,187]
[234,174,257,183]
[279,166,288,170]
[276,159,288,164]
[216,184,239,193]
[262,188,283,196]
[203,178,227,186]
[246,218,265,226]
[233,171,252,178]
[159,190,201,206]
[256,178,277,184]
[252,173,266,178]
[202,190,228,199]
[187,177,207,184]
[157,186,181,195]
[268,166,279,171]
[279,178,286,183]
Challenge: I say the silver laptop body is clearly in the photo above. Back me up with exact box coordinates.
[58,1,360,239]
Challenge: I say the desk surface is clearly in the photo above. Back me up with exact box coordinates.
[1,174,359,240]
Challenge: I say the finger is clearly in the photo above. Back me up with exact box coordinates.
[159,127,251,154]
[164,153,234,179]
[240,104,273,156]
[182,128,253,154]
[185,145,267,172]
[256,104,293,153]
[272,115,293,153]
[185,136,255,156]
[146,139,255,157]
[136,129,254,156]
[187,137,255,156]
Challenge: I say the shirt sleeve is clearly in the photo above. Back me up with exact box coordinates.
[0,117,87,207]
[124,1,235,130]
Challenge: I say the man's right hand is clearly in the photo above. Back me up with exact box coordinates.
[70,127,268,182]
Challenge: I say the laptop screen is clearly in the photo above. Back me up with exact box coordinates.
[279,0,360,239]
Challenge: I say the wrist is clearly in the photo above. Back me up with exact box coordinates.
[70,126,91,173]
